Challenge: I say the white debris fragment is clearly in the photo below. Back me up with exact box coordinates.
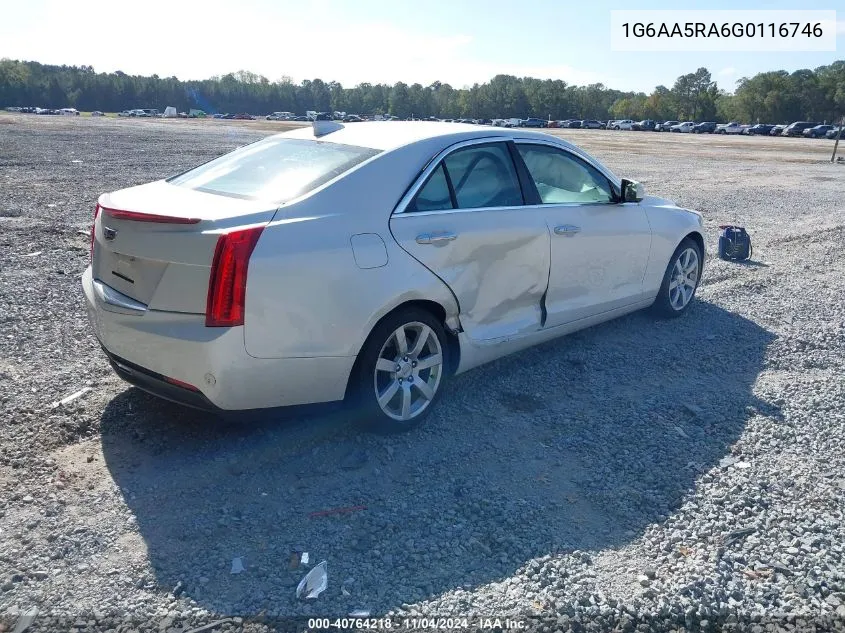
[230,557,245,574]
[51,386,93,408]
[296,560,327,599]
[300,552,310,565]
[12,606,39,633]
[24,251,42,257]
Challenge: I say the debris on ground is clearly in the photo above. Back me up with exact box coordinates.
[51,386,93,408]
[12,606,39,633]
[296,560,327,599]
[723,527,756,547]
[230,557,245,574]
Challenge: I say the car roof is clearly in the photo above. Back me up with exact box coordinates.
[276,121,568,152]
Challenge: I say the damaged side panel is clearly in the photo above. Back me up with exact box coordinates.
[389,207,552,342]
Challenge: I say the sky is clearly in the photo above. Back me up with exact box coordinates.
[1,0,842,93]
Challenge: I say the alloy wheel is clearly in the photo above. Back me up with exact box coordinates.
[373,321,444,422]
[668,247,700,311]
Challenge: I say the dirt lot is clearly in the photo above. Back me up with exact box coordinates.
[1,114,844,632]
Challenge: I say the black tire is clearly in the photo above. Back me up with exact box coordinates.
[348,307,451,434]
[651,238,703,319]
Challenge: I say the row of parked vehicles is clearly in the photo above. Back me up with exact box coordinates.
[5,106,80,116]
[8,105,840,140]
[605,119,843,139]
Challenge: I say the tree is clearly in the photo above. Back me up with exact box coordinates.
[388,82,411,118]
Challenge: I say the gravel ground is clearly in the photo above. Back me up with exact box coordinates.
[1,114,844,633]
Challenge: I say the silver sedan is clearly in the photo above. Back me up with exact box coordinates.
[83,121,705,432]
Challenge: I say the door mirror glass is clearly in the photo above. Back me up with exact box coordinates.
[621,179,645,202]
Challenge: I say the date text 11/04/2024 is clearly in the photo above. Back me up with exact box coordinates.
[307,618,528,630]
[620,22,824,38]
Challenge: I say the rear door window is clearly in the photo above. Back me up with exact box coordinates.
[442,143,523,209]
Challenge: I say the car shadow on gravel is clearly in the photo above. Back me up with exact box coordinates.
[99,300,778,617]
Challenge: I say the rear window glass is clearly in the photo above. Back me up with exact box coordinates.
[167,137,381,203]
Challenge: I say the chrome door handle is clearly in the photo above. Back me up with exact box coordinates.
[554,225,581,236]
[416,231,457,245]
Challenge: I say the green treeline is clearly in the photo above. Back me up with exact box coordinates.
[1,59,843,123]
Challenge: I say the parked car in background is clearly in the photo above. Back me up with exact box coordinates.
[657,121,679,132]
[568,120,583,129]
[83,121,705,432]
[59,108,80,116]
[693,122,717,133]
[670,122,695,133]
[343,114,364,123]
[266,112,295,121]
[611,120,634,130]
[745,124,776,135]
[91,111,105,117]
[715,122,745,135]
[825,126,845,139]
[770,125,786,136]
[782,121,821,137]
[581,120,603,129]
[546,120,561,128]
[803,124,835,138]
[520,118,547,128]
[632,120,657,131]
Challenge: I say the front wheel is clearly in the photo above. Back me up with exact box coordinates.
[651,238,702,318]
[350,307,451,433]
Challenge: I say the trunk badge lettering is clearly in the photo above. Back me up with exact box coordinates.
[103,226,117,241]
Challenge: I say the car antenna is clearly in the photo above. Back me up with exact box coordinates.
[312,113,344,137]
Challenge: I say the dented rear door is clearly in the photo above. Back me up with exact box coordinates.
[389,141,550,342]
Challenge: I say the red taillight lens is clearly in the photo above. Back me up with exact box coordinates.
[101,207,201,224]
[90,204,100,264]
[205,226,265,327]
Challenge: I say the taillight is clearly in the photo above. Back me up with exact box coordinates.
[101,207,201,224]
[90,204,100,264]
[205,226,265,327]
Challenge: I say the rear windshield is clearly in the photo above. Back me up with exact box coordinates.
[167,137,381,203]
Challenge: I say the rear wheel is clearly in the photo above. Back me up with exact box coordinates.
[651,238,702,318]
[350,307,450,433]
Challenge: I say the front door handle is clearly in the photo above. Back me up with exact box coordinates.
[554,225,582,236]
[416,231,457,245]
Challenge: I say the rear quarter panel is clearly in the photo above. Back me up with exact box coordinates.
[243,140,460,359]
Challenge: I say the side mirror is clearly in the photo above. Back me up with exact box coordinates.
[621,179,645,203]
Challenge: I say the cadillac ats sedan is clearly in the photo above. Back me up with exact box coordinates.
[83,121,705,432]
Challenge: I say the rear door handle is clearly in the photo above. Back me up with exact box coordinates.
[416,231,457,245]
[554,225,581,236]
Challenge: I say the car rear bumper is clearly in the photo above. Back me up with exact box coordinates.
[82,267,356,411]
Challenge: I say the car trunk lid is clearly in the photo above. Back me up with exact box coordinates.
[93,180,276,313]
